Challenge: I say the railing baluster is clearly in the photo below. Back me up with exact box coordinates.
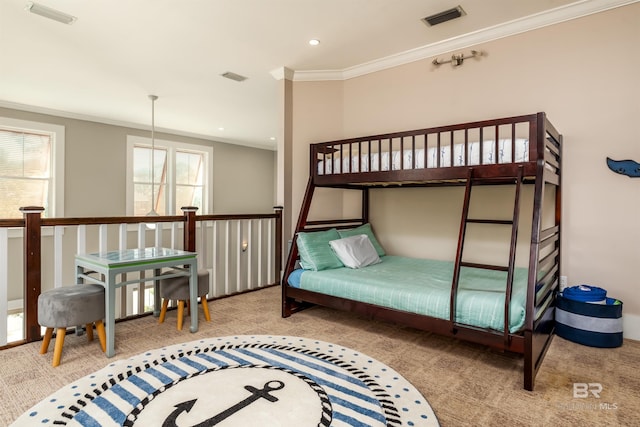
[0,227,8,346]
[225,220,230,295]
[54,226,63,288]
[258,219,263,286]
[77,224,86,254]
[236,220,242,293]
[212,220,218,296]
[99,224,108,253]
[267,218,273,284]
[139,224,148,315]
[118,224,127,248]
[118,224,127,318]
[199,220,207,269]
[198,220,209,295]
[136,224,146,316]
[247,219,253,290]
[137,224,146,249]
[171,222,179,249]
[275,207,282,285]
[154,223,162,248]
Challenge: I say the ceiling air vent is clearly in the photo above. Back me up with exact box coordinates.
[422,6,465,27]
[221,71,248,82]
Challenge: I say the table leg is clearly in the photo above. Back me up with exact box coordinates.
[153,268,161,317]
[105,274,116,357]
[189,261,199,333]
[74,263,85,336]
[75,262,84,284]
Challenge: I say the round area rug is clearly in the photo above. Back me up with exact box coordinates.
[13,335,439,426]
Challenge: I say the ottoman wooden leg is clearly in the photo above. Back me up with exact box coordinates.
[86,323,94,341]
[40,328,53,354]
[95,320,107,353]
[52,328,66,367]
[159,299,169,324]
[201,296,211,322]
[177,301,185,331]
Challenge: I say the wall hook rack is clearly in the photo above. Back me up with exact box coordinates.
[432,50,483,67]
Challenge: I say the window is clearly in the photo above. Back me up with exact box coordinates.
[0,117,64,219]
[127,136,212,216]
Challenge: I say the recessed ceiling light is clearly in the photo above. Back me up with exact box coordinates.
[308,39,320,46]
[269,137,276,141]
[25,1,77,25]
[218,127,224,131]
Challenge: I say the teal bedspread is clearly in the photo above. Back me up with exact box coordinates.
[296,256,528,333]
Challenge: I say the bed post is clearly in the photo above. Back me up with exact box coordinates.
[524,113,561,390]
[282,177,316,317]
[362,187,369,223]
[524,115,545,391]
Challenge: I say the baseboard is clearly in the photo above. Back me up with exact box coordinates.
[624,313,640,341]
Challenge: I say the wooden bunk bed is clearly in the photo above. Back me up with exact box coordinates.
[282,112,562,391]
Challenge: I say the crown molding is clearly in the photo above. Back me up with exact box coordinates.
[293,0,638,82]
[270,66,295,81]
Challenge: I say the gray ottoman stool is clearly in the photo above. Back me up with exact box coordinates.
[158,269,211,330]
[38,284,106,367]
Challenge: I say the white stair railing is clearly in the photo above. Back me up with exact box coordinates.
[1,211,281,346]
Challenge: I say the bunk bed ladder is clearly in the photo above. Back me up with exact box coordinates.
[451,165,524,345]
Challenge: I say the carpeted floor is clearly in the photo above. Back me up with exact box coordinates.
[1,285,639,426]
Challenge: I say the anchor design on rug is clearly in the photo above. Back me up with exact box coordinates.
[162,380,285,427]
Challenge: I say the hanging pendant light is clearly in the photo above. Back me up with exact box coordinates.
[147,95,159,217]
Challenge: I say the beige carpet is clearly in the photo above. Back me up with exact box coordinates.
[1,285,638,426]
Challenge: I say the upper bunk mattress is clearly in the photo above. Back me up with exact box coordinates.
[289,255,528,333]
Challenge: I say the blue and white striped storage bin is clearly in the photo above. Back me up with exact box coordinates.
[556,286,623,348]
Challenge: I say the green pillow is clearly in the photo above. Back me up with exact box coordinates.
[296,228,343,271]
[337,223,385,257]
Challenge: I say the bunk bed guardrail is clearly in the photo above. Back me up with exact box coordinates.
[310,113,562,185]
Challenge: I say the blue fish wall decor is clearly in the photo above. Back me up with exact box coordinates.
[606,157,640,178]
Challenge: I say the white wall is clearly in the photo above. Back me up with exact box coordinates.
[0,106,276,217]
[286,4,640,338]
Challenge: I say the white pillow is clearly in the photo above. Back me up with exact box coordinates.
[329,234,381,269]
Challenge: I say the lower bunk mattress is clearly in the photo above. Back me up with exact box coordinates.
[288,255,528,333]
